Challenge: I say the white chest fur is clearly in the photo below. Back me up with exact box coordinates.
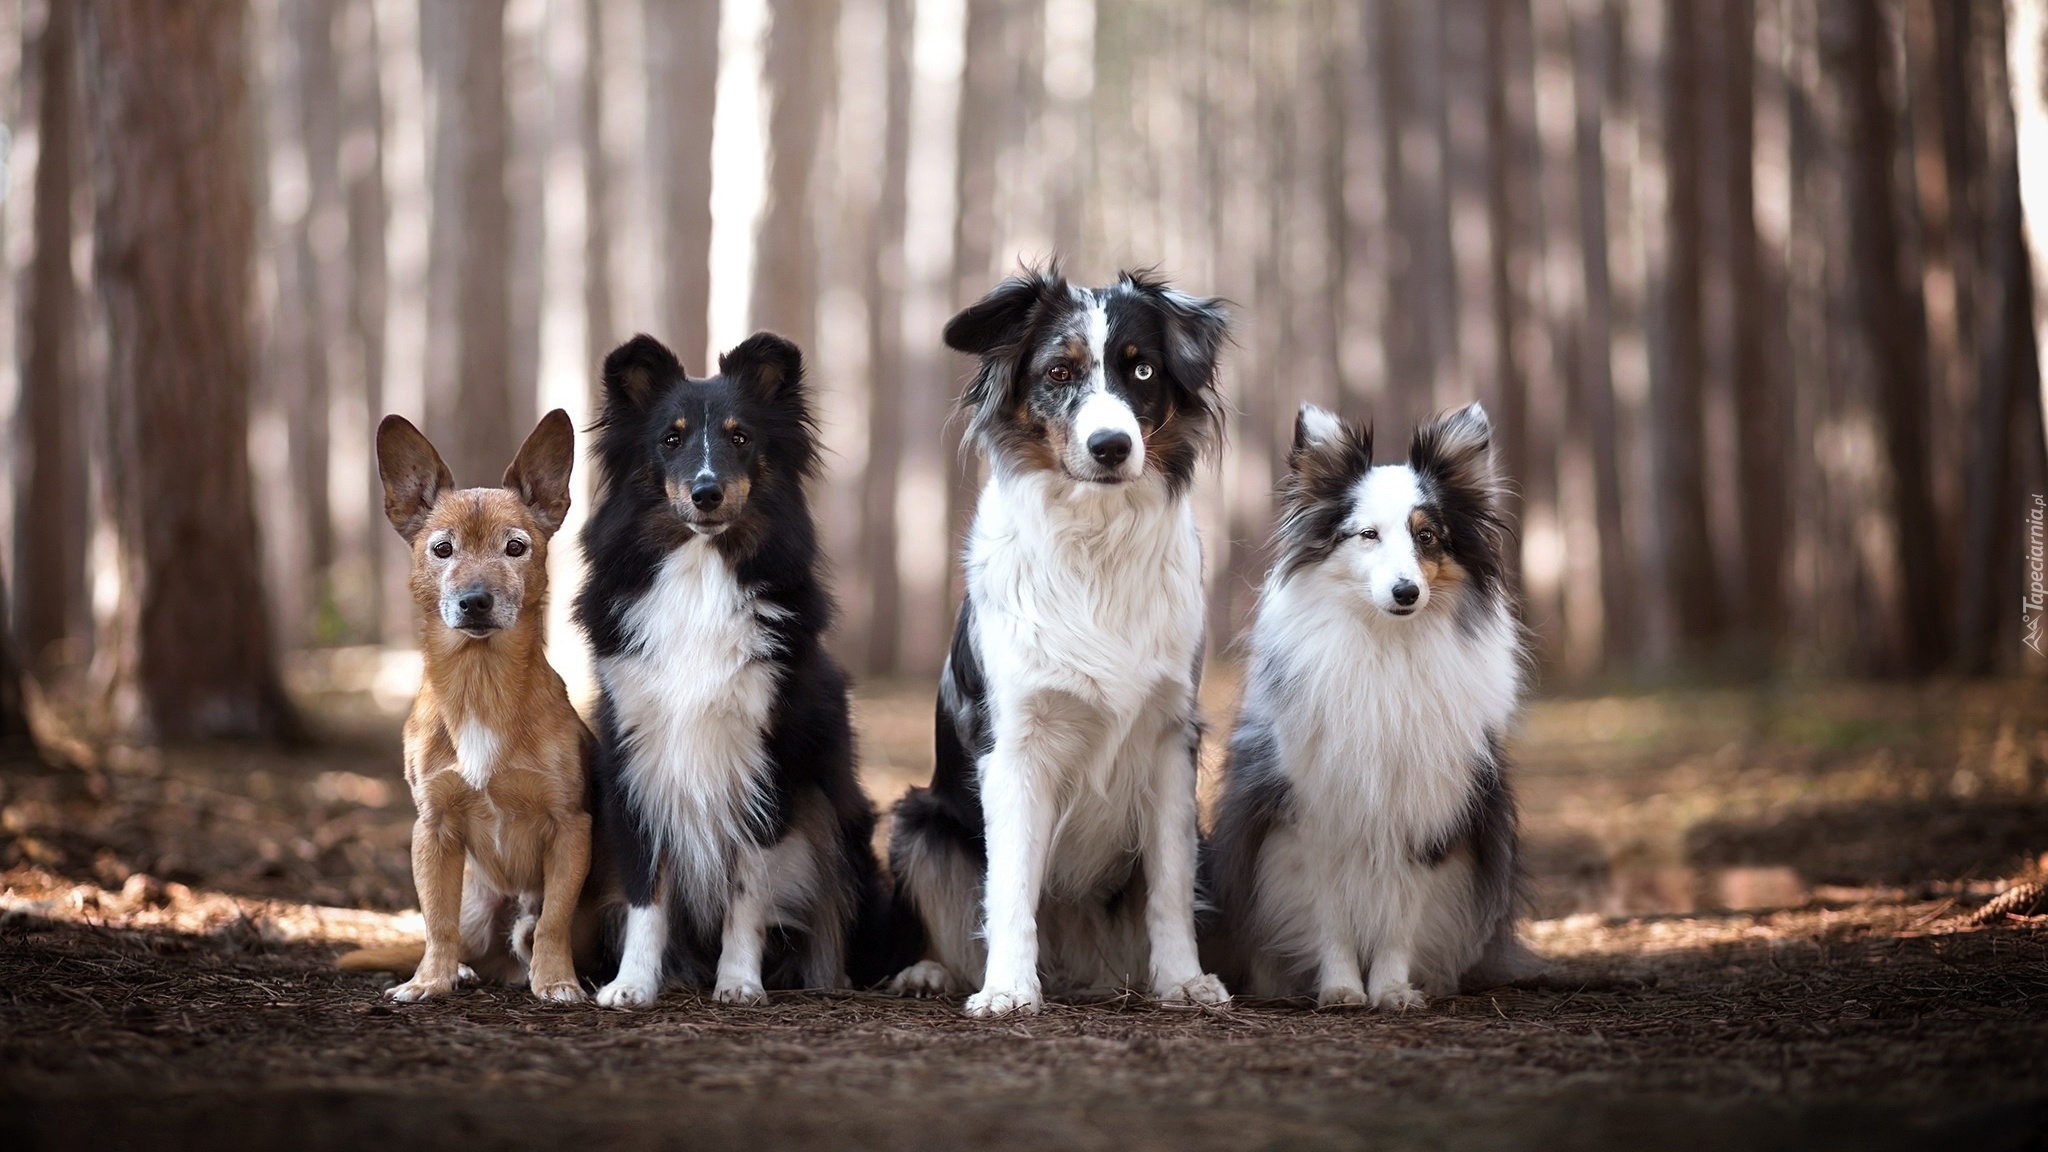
[597,540,784,914]
[1253,570,1521,859]
[966,470,1205,717]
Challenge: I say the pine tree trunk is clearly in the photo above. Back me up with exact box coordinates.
[1,561,42,763]
[453,0,514,487]
[858,0,910,674]
[753,0,837,350]
[1656,0,1723,659]
[650,1,720,366]
[1839,0,1942,673]
[14,0,86,671]
[82,0,297,742]
[339,0,389,641]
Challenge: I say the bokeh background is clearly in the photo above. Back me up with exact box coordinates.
[1,0,2046,746]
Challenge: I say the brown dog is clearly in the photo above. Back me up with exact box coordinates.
[350,410,593,1003]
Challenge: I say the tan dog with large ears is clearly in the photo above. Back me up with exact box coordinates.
[366,409,594,1003]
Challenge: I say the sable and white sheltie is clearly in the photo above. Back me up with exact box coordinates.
[886,268,1233,1017]
[1202,402,1540,1009]
[575,332,886,1008]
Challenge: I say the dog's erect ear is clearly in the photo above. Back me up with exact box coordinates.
[503,409,575,535]
[1410,402,1497,499]
[600,334,685,415]
[720,331,806,404]
[944,269,1062,357]
[1288,402,1373,478]
[377,415,455,543]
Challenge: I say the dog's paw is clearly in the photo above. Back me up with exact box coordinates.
[532,978,587,1004]
[1157,973,1232,1007]
[455,964,480,986]
[888,960,956,998]
[595,977,660,1010]
[510,916,537,967]
[1316,984,1371,1009]
[1371,982,1427,1012]
[964,984,1042,1018]
[386,975,456,1003]
[713,979,767,1006]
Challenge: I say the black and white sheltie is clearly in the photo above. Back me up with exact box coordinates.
[1203,403,1539,1009]
[575,332,885,1007]
[886,268,1233,1017]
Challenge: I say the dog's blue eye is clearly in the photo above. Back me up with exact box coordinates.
[661,430,682,448]
[431,540,454,559]
[1133,363,1154,381]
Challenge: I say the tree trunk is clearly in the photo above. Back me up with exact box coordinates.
[649,1,720,366]
[454,0,513,487]
[0,560,43,763]
[82,0,297,742]
[14,0,86,672]
[753,0,838,351]
[1839,0,1942,673]
[1656,0,1723,660]
[856,0,910,674]
[1723,0,1787,665]
[290,0,343,637]
[339,0,389,641]
[581,0,612,394]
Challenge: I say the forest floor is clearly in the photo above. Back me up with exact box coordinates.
[2,661,2047,1150]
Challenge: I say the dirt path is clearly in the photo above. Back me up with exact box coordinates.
[4,674,2048,1148]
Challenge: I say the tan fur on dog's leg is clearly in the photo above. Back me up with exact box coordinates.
[528,813,591,1002]
[388,821,465,1001]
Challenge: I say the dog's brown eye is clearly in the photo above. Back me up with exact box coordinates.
[506,538,528,558]
[730,431,749,448]
[662,429,683,448]
[1048,365,1072,383]
[1416,530,1435,547]
[1359,528,1378,543]
[431,540,454,559]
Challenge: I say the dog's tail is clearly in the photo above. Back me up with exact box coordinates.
[335,944,423,975]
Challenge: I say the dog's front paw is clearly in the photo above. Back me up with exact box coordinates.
[713,979,767,1006]
[888,960,957,998]
[595,976,660,1010]
[1371,982,1427,1012]
[386,975,456,1003]
[964,984,1042,1018]
[1316,983,1370,1009]
[1157,973,1231,1007]
[532,978,587,1004]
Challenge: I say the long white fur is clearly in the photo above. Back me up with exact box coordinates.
[592,537,787,1007]
[1239,460,1521,1008]
[961,456,1225,1016]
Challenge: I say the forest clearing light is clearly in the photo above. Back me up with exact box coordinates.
[708,0,770,363]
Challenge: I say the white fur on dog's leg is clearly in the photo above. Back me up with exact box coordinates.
[1142,729,1228,1008]
[1315,923,1367,1008]
[1368,947,1425,1012]
[596,902,667,1010]
[712,845,771,1007]
[1318,984,1371,1009]
[510,912,537,968]
[964,983,1042,1018]
[1157,973,1231,1006]
[888,960,957,998]
[455,964,480,985]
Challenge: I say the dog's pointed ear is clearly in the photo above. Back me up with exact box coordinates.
[503,409,575,535]
[944,269,1061,357]
[1289,403,1370,474]
[600,334,684,416]
[377,415,455,543]
[720,331,806,403]
[1410,402,1494,481]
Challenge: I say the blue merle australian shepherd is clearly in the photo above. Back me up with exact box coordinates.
[576,332,885,1008]
[1202,403,1542,1009]
[885,268,1234,1017]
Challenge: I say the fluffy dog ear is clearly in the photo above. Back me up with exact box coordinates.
[1409,402,1497,500]
[1142,281,1230,399]
[720,331,806,404]
[503,409,575,535]
[1289,403,1371,474]
[600,334,684,416]
[944,269,1062,357]
[377,415,455,543]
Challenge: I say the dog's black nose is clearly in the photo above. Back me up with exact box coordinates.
[458,588,494,618]
[1391,579,1420,607]
[690,482,724,512]
[1087,429,1132,468]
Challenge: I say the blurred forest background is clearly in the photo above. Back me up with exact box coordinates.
[0,0,2045,745]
